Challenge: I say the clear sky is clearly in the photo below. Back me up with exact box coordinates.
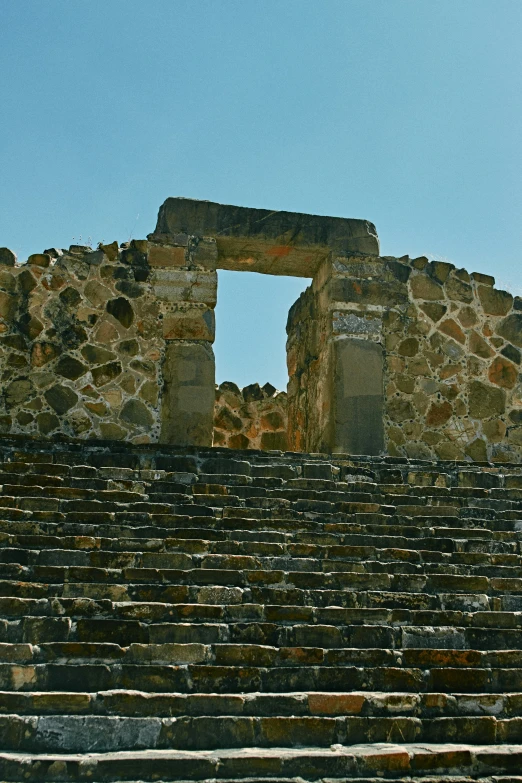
[1,1,521,390]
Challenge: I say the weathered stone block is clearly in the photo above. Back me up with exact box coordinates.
[496,313,522,347]
[445,276,473,303]
[0,248,16,266]
[56,356,88,381]
[488,356,518,389]
[0,291,17,320]
[153,197,380,259]
[44,384,78,415]
[160,341,215,446]
[410,275,443,300]
[468,380,506,419]
[153,269,217,306]
[329,277,408,307]
[106,297,134,328]
[5,378,33,407]
[471,271,495,286]
[120,399,153,428]
[438,318,466,344]
[469,330,494,359]
[478,285,513,316]
[333,338,384,454]
[162,306,215,342]
[84,281,112,307]
[420,302,447,322]
[148,244,186,268]
[27,253,51,268]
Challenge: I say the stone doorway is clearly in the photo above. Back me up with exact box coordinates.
[150,197,383,454]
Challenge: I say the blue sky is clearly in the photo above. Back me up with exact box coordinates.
[1,1,521,389]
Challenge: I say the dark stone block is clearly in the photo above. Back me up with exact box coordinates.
[106,297,134,328]
[44,385,78,415]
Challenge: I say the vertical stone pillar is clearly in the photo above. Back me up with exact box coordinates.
[288,253,402,456]
[332,337,384,454]
[149,238,217,446]
[324,255,409,454]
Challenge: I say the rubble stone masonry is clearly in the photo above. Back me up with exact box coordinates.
[1,197,521,461]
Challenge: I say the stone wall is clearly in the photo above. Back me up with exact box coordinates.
[327,253,522,462]
[3,197,522,463]
[0,236,217,445]
[286,266,332,453]
[213,381,288,450]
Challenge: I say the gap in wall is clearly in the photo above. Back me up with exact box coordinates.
[214,270,310,392]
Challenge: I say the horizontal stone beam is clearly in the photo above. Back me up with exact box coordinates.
[150,198,379,277]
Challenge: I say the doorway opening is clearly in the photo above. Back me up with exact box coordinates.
[213,270,309,450]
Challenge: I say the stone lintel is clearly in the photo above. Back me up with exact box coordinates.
[151,198,379,278]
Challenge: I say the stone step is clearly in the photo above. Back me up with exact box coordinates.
[2,500,520,533]
[4,641,522,669]
[1,661,521,694]
[2,582,522,615]
[3,711,522,752]
[3,520,521,554]
[6,610,522,650]
[1,743,522,780]
[2,688,522,719]
[3,534,522,568]
[2,583,520,617]
[2,561,521,598]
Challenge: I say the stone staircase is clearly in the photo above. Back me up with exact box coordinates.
[0,437,522,781]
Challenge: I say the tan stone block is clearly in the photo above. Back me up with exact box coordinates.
[465,437,488,461]
[454,398,466,416]
[488,356,518,389]
[99,241,119,262]
[27,253,51,268]
[445,275,473,303]
[410,274,443,300]
[483,418,506,442]
[84,280,112,307]
[398,338,419,357]
[412,391,429,415]
[471,271,495,286]
[425,350,444,369]
[139,380,159,406]
[190,237,218,269]
[308,693,365,715]
[388,356,405,373]
[95,320,119,343]
[153,269,217,305]
[478,285,513,316]
[422,430,442,445]
[402,421,423,439]
[162,307,215,342]
[426,400,453,426]
[388,426,405,445]
[0,291,17,320]
[457,307,478,328]
[438,318,466,345]
[469,380,506,418]
[103,388,123,408]
[435,441,464,460]
[99,422,127,439]
[148,245,187,268]
[408,356,431,376]
[469,330,494,359]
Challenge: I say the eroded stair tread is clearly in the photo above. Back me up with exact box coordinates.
[2,441,522,779]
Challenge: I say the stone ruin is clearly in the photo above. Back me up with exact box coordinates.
[1,200,522,782]
[1,197,522,462]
